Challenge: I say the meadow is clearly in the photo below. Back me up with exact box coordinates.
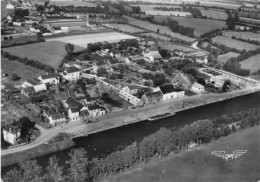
[154,16,227,37]
[141,33,172,41]
[223,31,260,41]
[240,54,260,72]
[108,125,260,182]
[34,1,97,7]
[212,36,260,51]
[239,17,260,24]
[106,24,145,33]
[123,16,196,43]
[218,52,241,63]
[200,9,228,20]
[46,32,138,48]
[1,57,46,86]
[3,41,83,69]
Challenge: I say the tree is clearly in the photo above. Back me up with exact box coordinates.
[3,167,22,182]
[157,28,160,34]
[19,160,43,182]
[66,148,90,182]
[97,67,107,77]
[11,73,20,81]
[36,32,43,38]
[18,117,36,140]
[153,73,166,86]
[65,43,74,54]
[45,156,64,182]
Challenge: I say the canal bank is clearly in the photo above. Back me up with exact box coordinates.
[72,87,260,138]
[2,89,260,174]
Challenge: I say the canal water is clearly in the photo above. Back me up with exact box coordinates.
[2,91,260,174]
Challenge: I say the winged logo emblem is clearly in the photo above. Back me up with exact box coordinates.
[211,150,247,161]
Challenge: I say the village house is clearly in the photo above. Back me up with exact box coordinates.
[196,56,208,64]
[191,82,205,93]
[22,78,47,92]
[143,47,162,62]
[38,73,60,85]
[158,84,185,101]
[62,66,81,81]
[66,97,84,121]
[87,104,106,117]
[142,91,163,105]
[2,124,21,145]
[52,27,63,34]
[172,73,194,90]
[21,86,35,97]
[42,106,67,126]
[121,85,140,95]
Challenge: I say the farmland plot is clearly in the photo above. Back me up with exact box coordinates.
[105,24,145,33]
[141,33,172,41]
[154,16,227,36]
[46,32,138,47]
[212,36,260,51]
[240,54,260,72]
[223,31,260,41]
[218,52,240,63]
[123,16,196,43]
[200,10,228,20]
[3,41,83,68]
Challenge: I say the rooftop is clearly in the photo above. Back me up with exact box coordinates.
[26,78,41,86]
[159,84,183,94]
[146,91,163,99]
[65,66,81,73]
[66,97,83,111]
[40,73,60,80]
[2,124,21,135]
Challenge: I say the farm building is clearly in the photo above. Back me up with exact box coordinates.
[38,73,60,85]
[22,79,47,92]
[62,66,81,81]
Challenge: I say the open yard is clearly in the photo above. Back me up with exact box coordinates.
[124,16,196,43]
[212,36,260,51]
[108,125,260,182]
[105,24,145,33]
[218,52,241,63]
[200,9,228,20]
[240,54,260,72]
[223,31,260,42]
[1,57,45,86]
[3,41,83,69]
[46,32,138,48]
[154,16,227,37]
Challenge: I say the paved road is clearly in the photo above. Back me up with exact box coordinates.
[2,87,259,156]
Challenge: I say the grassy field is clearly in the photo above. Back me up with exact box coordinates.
[141,33,172,41]
[3,41,83,69]
[1,57,46,86]
[106,24,145,33]
[223,31,260,42]
[107,125,260,182]
[132,5,182,11]
[240,54,260,72]
[124,16,196,43]
[46,32,138,48]
[239,17,260,25]
[200,9,228,20]
[154,16,227,37]
[212,36,260,51]
[34,1,97,7]
[218,52,241,63]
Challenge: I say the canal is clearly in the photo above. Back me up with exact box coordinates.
[2,91,260,174]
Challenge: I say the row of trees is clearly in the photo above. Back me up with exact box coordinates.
[231,36,260,45]
[167,18,196,38]
[4,107,260,181]
[1,38,45,48]
[2,51,54,73]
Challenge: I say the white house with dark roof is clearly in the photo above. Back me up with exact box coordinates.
[142,91,163,104]
[158,84,185,101]
[87,104,106,117]
[2,124,21,145]
[66,97,90,121]
[22,78,47,92]
[38,73,60,85]
[42,107,67,126]
[62,66,81,81]
[21,86,35,97]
